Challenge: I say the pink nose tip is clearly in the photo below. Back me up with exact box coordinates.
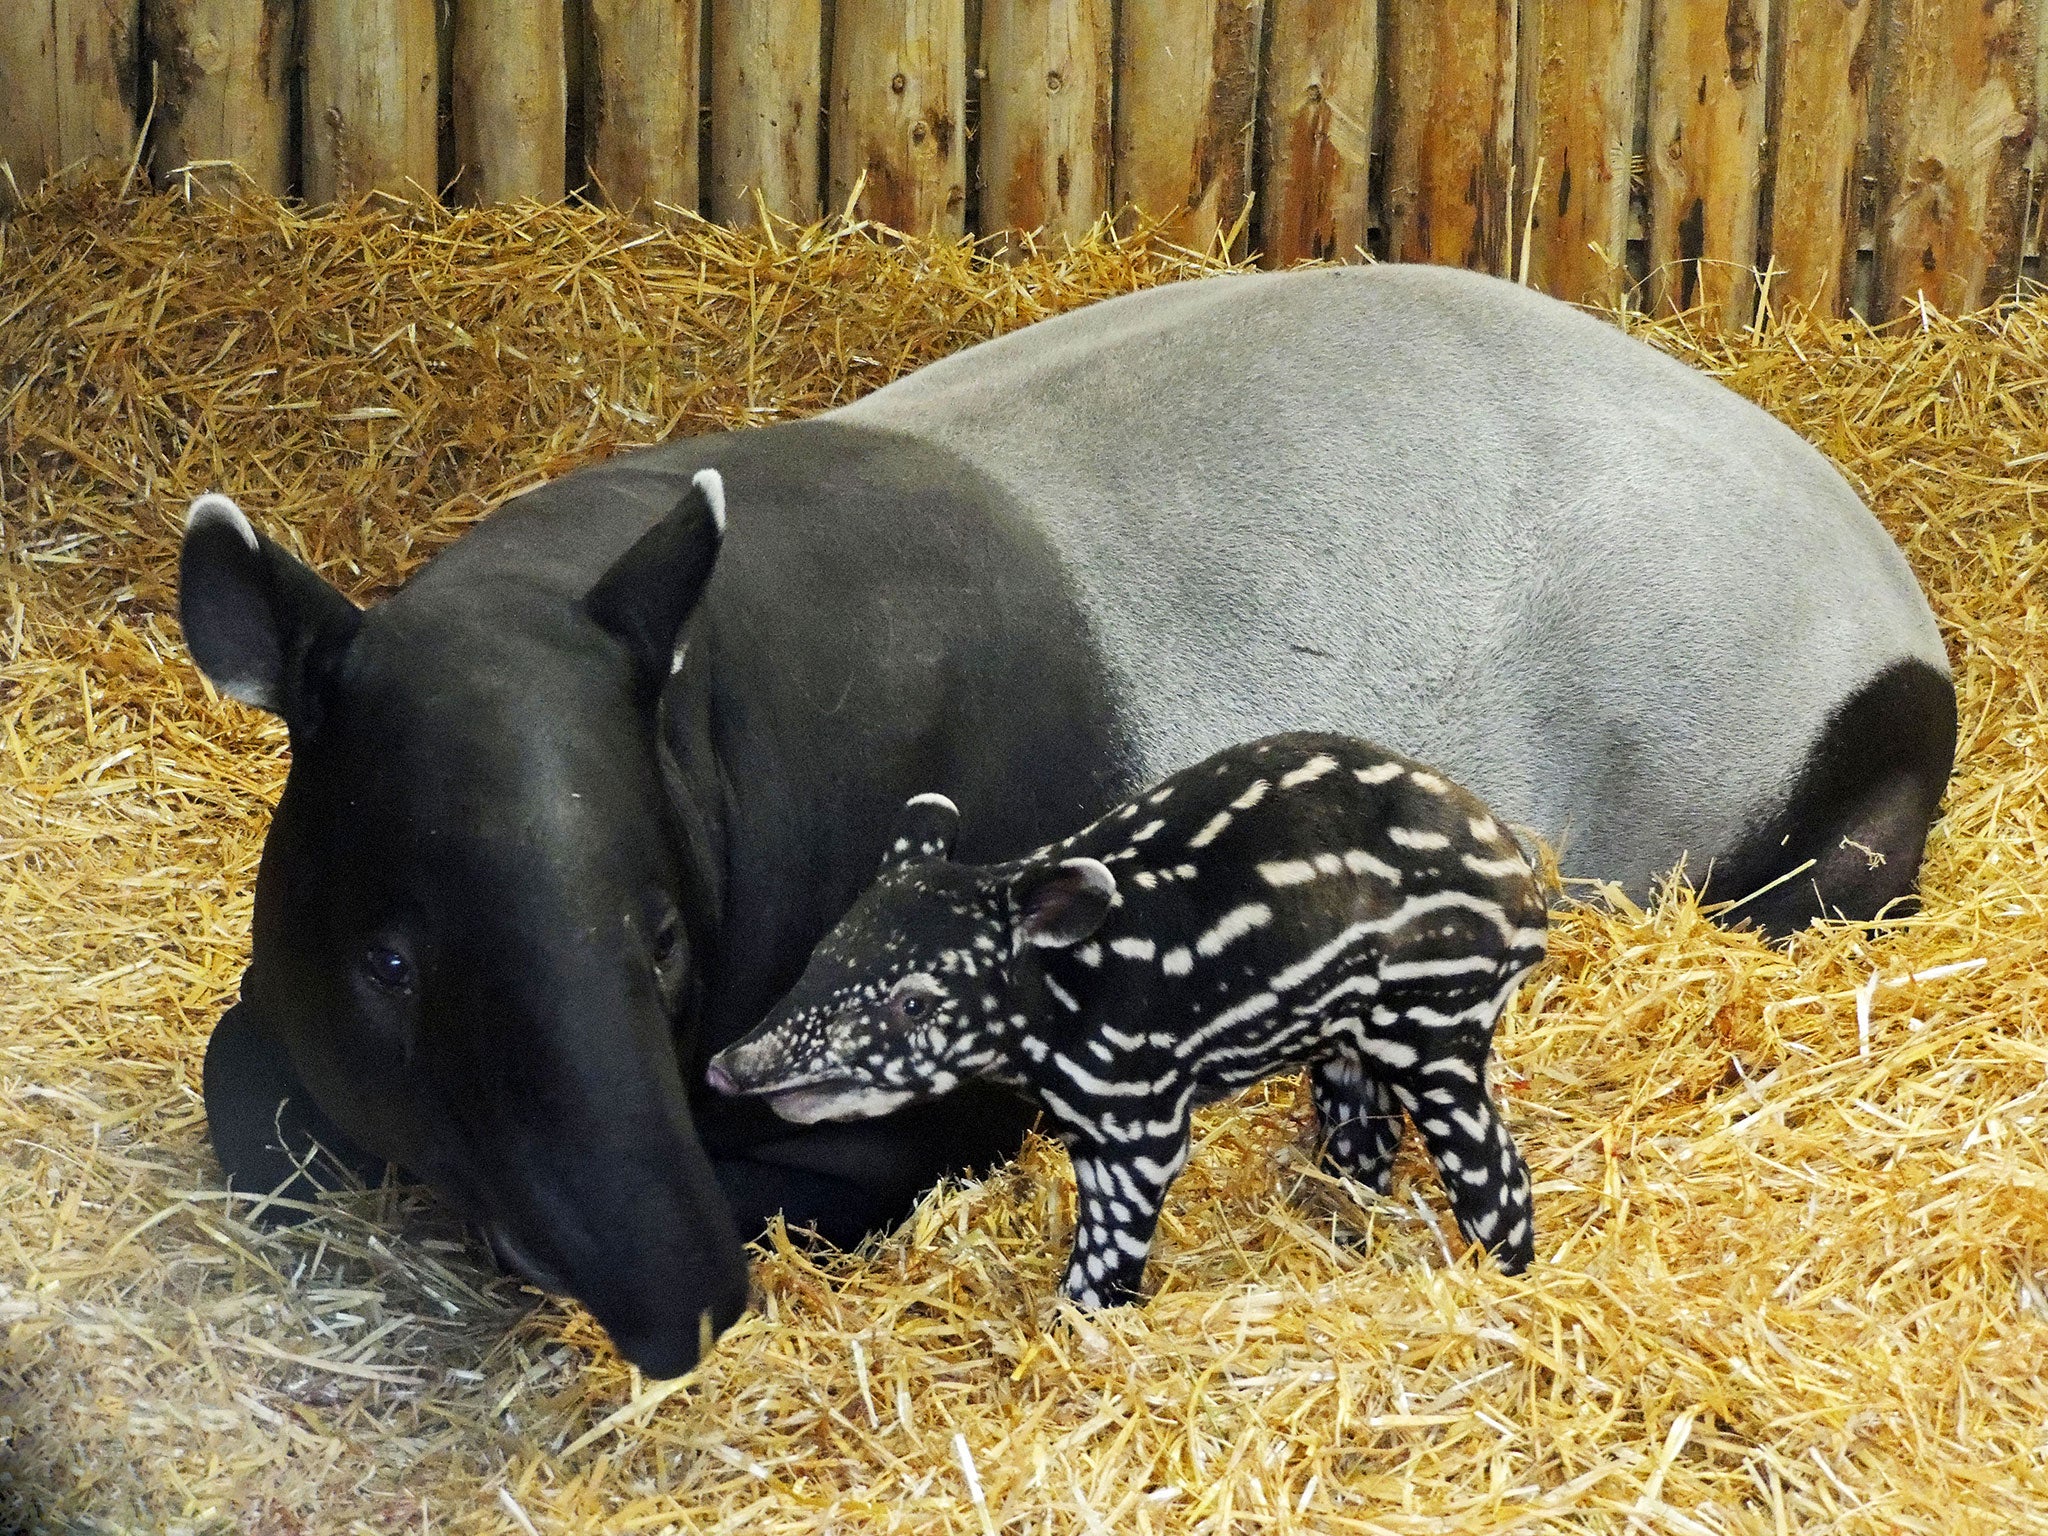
[706,1060,739,1095]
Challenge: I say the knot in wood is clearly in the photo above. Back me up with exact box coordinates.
[891,73,908,94]
[1045,70,1063,93]
[911,120,929,144]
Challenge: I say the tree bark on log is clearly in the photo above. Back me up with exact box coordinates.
[145,0,295,196]
[451,1,567,206]
[1258,0,1375,266]
[0,0,142,207]
[1382,0,1518,275]
[1872,0,2034,318]
[303,0,438,203]
[1517,0,1642,308]
[1764,0,1874,317]
[828,0,969,235]
[1114,0,1265,257]
[978,0,1114,247]
[1646,0,1771,326]
[587,0,702,221]
[708,0,823,224]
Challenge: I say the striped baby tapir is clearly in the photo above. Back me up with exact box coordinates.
[707,732,1548,1308]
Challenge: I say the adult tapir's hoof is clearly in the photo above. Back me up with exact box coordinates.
[202,998,389,1222]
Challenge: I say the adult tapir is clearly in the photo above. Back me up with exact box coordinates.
[180,264,1953,1377]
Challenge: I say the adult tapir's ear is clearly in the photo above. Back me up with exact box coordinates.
[880,793,960,871]
[585,467,727,696]
[178,494,362,732]
[1009,858,1116,950]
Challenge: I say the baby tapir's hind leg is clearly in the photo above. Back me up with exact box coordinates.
[1309,1047,1404,1194]
[1062,1134,1190,1309]
[1385,1055,1534,1272]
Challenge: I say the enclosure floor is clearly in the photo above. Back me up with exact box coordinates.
[3,182,2046,1535]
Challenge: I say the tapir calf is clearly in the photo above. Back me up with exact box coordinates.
[709,733,1548,1307]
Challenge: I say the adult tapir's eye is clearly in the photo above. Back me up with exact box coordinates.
[362,947,414,993]
[652,912,681,965]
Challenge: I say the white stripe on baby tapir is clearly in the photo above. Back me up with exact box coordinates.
[1463,852,1530,879]
[1147,785,1175,805]
[1173,988,1281,1058]
[1110,936,1157,962]
[1267,889,1514,995]
[1194,902,1272,957]
[1099,1024,1146,1051]
[1160,946,1194,977]
[1301,973,1382,1014]
[1187,810,1233,848]
[1353,761,1404,785]
[1380,954,1500,982]
[1468,815,1500,842]
[1042,972,1081,1011]
[1279,754,1338,789]
[1230,779,1270,811]
[1363,1038,1420,1069]
[1407,770,1449,794]
[1387,826,1452,851]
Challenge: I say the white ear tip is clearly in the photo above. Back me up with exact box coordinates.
[692,468,727,536]
[185,493,260,553]
[905,792,958,816]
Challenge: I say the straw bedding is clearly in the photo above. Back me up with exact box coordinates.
[2,177,2045,1534]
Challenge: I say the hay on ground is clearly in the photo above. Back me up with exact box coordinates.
[2,177,2046,1534]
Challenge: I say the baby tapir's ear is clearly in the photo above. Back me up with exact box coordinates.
[1010,858,1116,950]
[879,792,960,871]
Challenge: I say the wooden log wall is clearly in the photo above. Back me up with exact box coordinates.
[2,0,2045,324]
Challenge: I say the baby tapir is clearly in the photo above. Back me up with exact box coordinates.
[707,732,1548,1308]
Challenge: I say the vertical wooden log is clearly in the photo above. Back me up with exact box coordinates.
[1765,0,1874,316]
[708,0,823,223]
[979,0,1114,244]
[1646,0,1770,325]
[0,0,141,203]
[828,0,969,234]
[1873,0,2034,318]
[1258,0,1376,266]
[1114,0,1266,255]
[1382,0,1518,274]
[1517,0,1644,308]
[450,1,566,204]
[303,0,438,202]
[145,0,295,195]
[587,0,702,220]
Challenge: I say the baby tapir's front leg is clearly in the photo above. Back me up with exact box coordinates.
[1062,1133,1191,1309]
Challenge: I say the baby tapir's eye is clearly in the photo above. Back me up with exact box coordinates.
[362,947,413,993]
[887,974,945,1024]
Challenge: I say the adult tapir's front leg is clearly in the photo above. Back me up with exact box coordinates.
[1062,1135,1190,1309]
[202,991,389,1220]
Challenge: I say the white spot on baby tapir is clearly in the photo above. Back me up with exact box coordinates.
[1353,761,1404,785]
[1160,946,1193,977]
[1468,815,1501,843]
[1131,819,1166,843]
[1074,943,1102,968]
[1387,826,1451,851]
[1174,864,1197,879]
[1258,858,1319,888]
[1019,1035,1049,1063]
[1187,810,1233,848]
[1230,778,1271,811]
[1279,754,1338,789]
[1407,769,1449,794]
[1110,936,1157,962]
[1133,870,1159,890]
[891,837,911,855]
[1194,902,1272,958]
[1147,785,1175,805]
